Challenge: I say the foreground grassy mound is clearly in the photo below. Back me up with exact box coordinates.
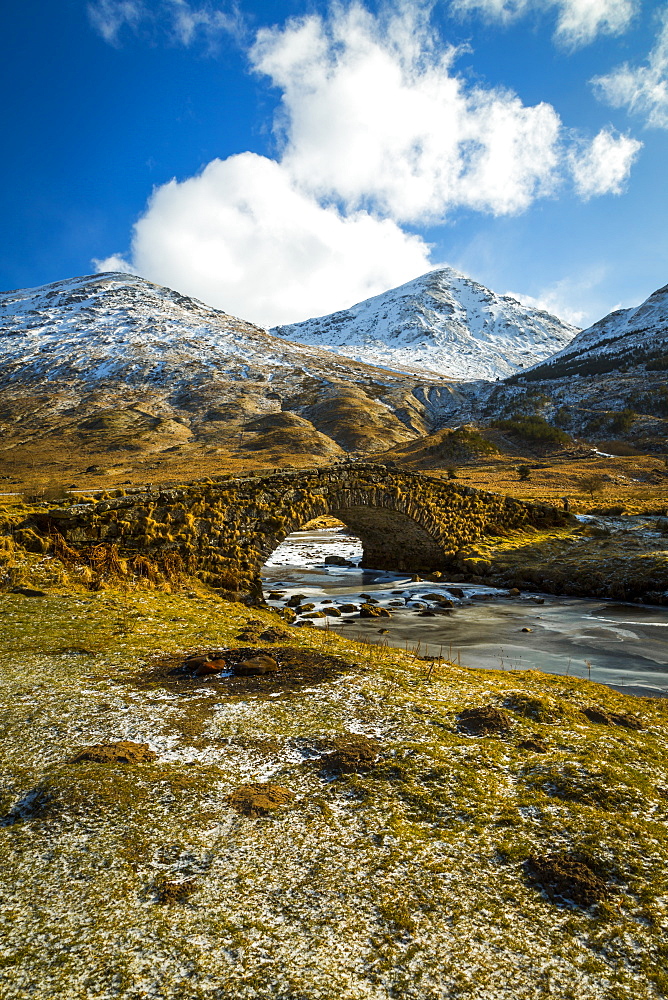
[0,588,667,999]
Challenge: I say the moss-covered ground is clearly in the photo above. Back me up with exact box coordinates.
[1,586,667,999]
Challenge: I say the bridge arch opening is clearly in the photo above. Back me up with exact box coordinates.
[263,517,362,574]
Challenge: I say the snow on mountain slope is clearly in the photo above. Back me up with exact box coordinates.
[521,281,668,380]
[271,267,579,381]
[0,271,436,391]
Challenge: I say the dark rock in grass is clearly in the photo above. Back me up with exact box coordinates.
[359,603,390,618]
[524,853,611,907]
[234,654,278,676]
[155,876,198,905]
[319,736,381,775]
[71,741,157,764]
[582,706,644,730]
[518,738,548,753]
[457,705,512,736]
[11,586,47,597]
[227,782,295,817]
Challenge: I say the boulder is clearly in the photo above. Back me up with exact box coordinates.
[194,659,227,676]
[234,655,278,676]
[359,603,391,618]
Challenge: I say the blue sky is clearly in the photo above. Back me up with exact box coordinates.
[2,0,667,328]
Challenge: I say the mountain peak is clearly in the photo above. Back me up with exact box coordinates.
[271,266,579,380]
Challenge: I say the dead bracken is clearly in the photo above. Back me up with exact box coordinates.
[227,782,296,817]
[317,735,382,774]
[70,741,158,764]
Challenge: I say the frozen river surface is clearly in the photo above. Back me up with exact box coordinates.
[262,527,668,699]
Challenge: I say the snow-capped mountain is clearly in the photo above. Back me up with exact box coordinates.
[271,267,579,380]
[0,271,417,390]
[0,272,458,469]
[522,281,668,381]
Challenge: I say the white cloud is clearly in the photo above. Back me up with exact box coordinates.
[88,0,145,45]
[94,3,643,326]
[508,267,609,326]
[92,253,138,275]
[592,6,668,128]
[451,0,638,47]
[95,153,432,326]
[252,4,562,222]
[87,0,240,48]
[568,127,642,199]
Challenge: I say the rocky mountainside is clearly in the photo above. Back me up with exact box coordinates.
[518,281,668,381]
[462,281,668,453]
[271,267,579,380]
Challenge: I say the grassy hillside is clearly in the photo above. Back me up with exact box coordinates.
[0,586,667,999]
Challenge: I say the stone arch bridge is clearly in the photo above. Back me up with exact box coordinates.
[31,464,567,602]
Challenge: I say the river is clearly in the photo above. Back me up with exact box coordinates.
[262,526,668,699]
